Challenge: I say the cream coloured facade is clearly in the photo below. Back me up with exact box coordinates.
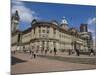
[11,11,93,52]
[11,20,88,52]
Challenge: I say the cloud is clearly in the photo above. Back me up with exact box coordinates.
[88,28,95,34]
[93,36,96,40]
[11,0,38,23]
[87,17,96,43]
[87,17,96,25]
[88,28,96,43]
[12,0,24,5]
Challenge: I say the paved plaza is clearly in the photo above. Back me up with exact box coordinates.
[11,52,96,74]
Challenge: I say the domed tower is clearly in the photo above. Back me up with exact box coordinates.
[52,20,58,25]
[11,10,20,32]
[60,16,69,30]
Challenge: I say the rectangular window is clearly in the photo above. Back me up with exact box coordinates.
[39,26,41,33]
[42,30,45,33]
[47,27,49,33]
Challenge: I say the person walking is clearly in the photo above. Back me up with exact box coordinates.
[89,49,95,56]
[54,48,57,55]
[33,52,36,59]
[31,50,37,59]
[75,49,80,56]
[31,51,34,59]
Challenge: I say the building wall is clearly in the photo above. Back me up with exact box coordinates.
[11,34,18,44]
[22,32,32,43]
[12,23,88,52]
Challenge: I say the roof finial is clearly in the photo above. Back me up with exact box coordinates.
[61,16,68,25]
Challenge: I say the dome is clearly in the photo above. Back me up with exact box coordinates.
[52,20,58,25]
[31,19,37,25]
[61,16,68,25]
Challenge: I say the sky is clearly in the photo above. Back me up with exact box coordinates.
[11,0,96,42]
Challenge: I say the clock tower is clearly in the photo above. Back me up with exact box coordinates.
[11,10,20,32]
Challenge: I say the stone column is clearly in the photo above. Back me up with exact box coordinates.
[49,27,53,38]
[56,42,59,51]
[44,41,46,50]
[49,40,51,51]
[49,41,54,50]
[47,41,49,50]
[39,41,42,51]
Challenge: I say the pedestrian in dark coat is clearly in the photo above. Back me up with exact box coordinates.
[31,51,36,59]
[75,49,80,56]
[89,49,95,56]
[54,48,57,55]
[33,53,36,59]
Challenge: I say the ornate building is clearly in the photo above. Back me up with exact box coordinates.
[11,11,93,52]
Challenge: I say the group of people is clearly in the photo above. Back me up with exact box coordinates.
[68,49,79,56]
[40,48,57,55]
[89,49,95,56]
[68,48,95,56]
[29,50,37,59]
[12,46,95,58]
[24,47,57,59]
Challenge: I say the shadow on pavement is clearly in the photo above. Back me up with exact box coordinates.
[38,55,96,65]
[11,56,27,65]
